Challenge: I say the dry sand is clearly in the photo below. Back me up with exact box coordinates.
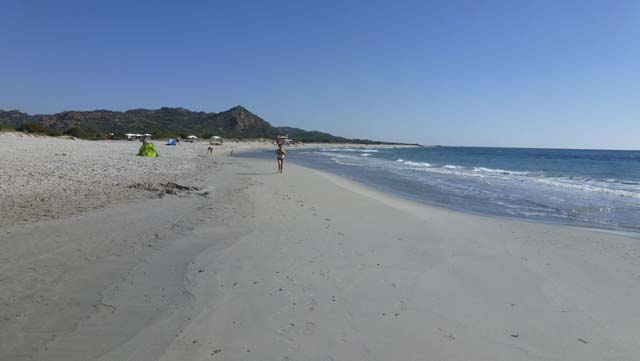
[1,134,639,360]
[0,132,220,226]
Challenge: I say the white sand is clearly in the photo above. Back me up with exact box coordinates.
[1,135,639,360]
[0,132,218,226]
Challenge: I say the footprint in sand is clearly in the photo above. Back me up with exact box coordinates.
[337,333,348,343]
[307,296,318,312]
[437,327,456,341]
[303,321,316,335]
[398,300,408,311]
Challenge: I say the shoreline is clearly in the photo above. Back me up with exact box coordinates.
[239,146,640,237]
[314,165,640,239]
[1,140,640,360]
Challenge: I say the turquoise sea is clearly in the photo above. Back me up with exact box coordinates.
[245,146,640,234]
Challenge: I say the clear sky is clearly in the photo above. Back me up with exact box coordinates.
[1,0,639,149]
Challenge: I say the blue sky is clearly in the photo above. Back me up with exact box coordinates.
[1,0,639,149]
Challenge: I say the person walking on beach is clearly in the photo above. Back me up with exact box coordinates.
[276,143,286,173]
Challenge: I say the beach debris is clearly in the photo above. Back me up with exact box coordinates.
[437,328,456,340]
[93,303,116,314]
[578,338,588,344]
[510,333,519,338]
[128,182,200,196]
[198,269,204,273]
[192,339,198,344]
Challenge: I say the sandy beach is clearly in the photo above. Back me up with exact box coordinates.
[1,134,639,361]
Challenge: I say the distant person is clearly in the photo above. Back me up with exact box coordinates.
[230,149,234,156]
[276,143,286,173]
[176,138,180,145]
[208,145,214,155]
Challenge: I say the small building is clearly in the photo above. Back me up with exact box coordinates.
[125,133,152,141]
[125,133,141,140]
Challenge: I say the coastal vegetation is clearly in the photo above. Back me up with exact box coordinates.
[15,123,63,137]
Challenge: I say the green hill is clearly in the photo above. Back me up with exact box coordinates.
[0,106,409,144]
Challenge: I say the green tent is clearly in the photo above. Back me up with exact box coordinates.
[138,142,158,157]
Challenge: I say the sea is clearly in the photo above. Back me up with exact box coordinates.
[243,146,640,234]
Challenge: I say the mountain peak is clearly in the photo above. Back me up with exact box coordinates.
[0,106,400,144]
[227,105,250,113]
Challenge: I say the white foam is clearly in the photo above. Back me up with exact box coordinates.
[333,159,367,167]
[534,178,640,199]
[404,161,432,167]
[314,151,359,159]
[472,167,532,176]
[322,148,379,153]
[313,150,640,200]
